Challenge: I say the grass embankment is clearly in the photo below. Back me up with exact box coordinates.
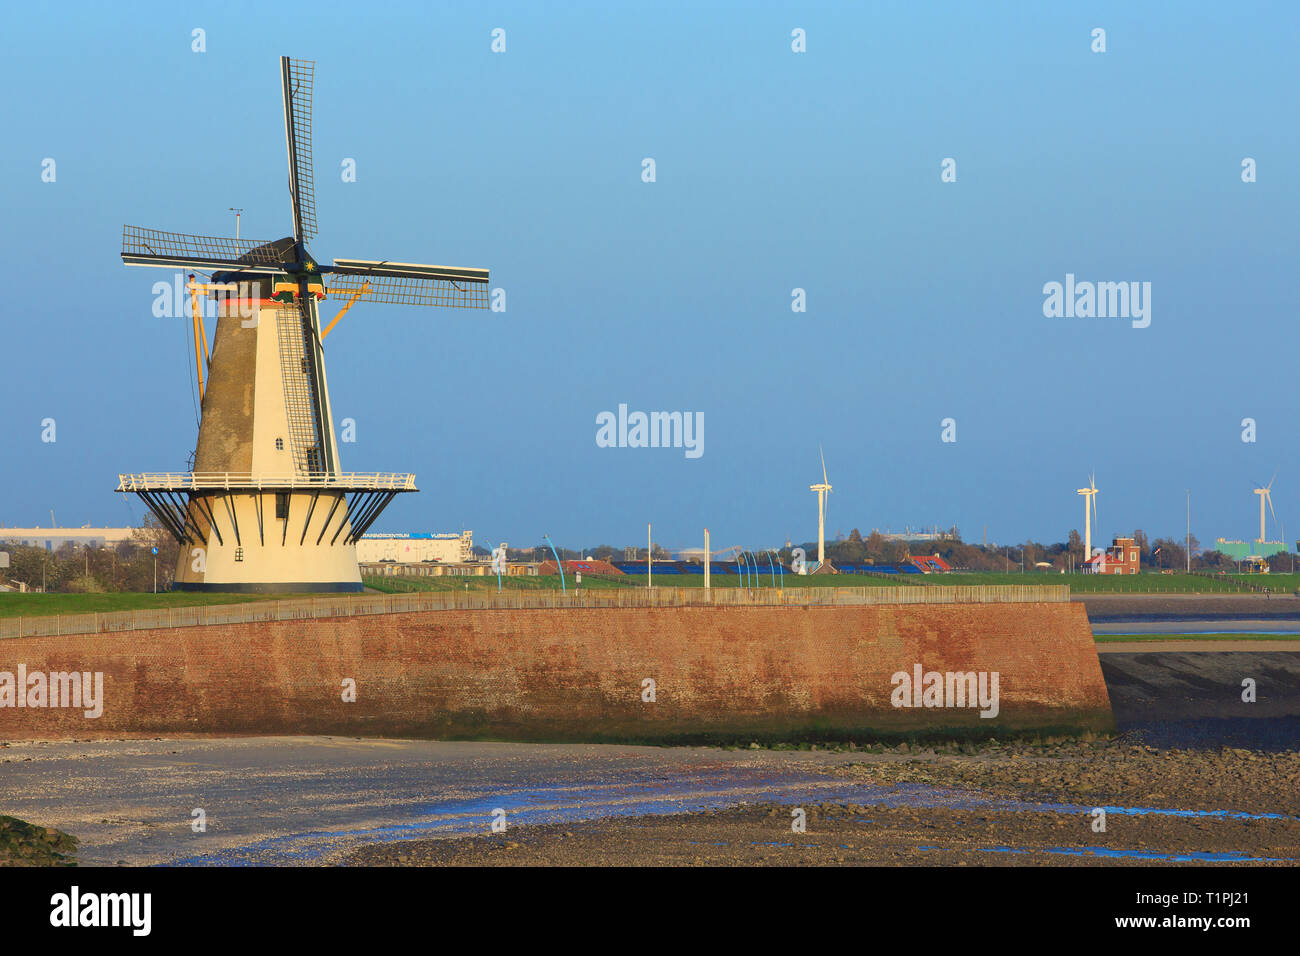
[0,815,77,867]
[361,573,929,593]
[365,569,1280,594]
[5,570,1289,612]
[1226,572,1300,590]
[937,571,1254,592]
[1094,633,1300,643]
[0,592,287,619]
[363,574,640,593]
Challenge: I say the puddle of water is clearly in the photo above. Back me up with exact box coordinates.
[1091,615,1300,626]
[170,772,868,865]
[920,845,1295,864]
[166,771,1298,867]
[1116,717,1300,753]
[692,840,1295,863]
[1100,630,1300,636]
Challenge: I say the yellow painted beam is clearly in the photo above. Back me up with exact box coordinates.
[322,280,371,339]
[187,276,205,402]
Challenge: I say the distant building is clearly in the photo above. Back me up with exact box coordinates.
[0,527,137,550]
[1214,538,1287,561]
[539,559,625,577]
[355,531,473,564]
[873,526,957,543]
[362,560,538,579]
[1084,536,1140,575]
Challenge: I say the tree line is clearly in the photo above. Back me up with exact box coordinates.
[0,517,177,593]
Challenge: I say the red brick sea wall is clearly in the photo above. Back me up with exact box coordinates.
[0,602,1112,741]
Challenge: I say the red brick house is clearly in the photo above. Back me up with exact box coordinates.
[1084,536,1140,575]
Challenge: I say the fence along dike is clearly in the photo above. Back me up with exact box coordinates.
[0,585,1070,640]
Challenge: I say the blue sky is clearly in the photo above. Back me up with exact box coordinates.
[1,0,1297,554]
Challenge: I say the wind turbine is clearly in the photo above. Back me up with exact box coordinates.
[1253,473,1278,543]
[810,446,833,571]
[1076,473,1099,564]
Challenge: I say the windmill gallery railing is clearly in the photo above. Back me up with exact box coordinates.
[0,585,1070,640]
[116,473,418,492]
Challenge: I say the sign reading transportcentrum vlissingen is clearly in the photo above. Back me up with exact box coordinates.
[358,532,464,540]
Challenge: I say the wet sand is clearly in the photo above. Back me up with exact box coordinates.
[342,802,1295,867]
[343,742,1300,867]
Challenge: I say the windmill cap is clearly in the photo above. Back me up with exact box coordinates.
[210,237,299,283]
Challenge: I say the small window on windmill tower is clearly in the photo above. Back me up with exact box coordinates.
[275,437,284,451]
[234,547,245,562]
[276,493,289,520]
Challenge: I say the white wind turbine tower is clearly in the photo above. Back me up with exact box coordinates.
[1253,473,1278,544]
[810,446,833,571]
[1076,473,1099,566]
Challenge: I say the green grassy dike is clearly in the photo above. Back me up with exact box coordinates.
[0,815,78,866]
[1094,633,1300,643]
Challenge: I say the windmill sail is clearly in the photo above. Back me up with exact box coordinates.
[122,226,287,272]
[275,296,332,475]
[281,57,317,244]
[327,259,490,308]
[325,272,488,309]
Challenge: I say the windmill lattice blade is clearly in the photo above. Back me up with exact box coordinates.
[122,225,284,271]
[330,259,489,284]
[281,57,317,243]
[326,272,490,309]
[276,297,329,475]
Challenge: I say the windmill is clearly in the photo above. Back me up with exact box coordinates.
[809,446,836,573]
[1075,473,1099,566]
[116,57,489,592]
[1253,474,1278,544]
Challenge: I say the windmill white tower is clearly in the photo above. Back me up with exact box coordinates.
[1253,474,1278,544]
[116,57,490,591]
[809,446,835,572]
[1076,473,1099,566]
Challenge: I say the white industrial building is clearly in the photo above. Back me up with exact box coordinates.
[354,531,473,564]
[0,527,138,550]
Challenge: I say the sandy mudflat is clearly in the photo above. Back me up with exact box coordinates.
[343,741,1300,867]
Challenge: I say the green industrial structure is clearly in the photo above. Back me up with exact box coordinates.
[1213,538,1287,561]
